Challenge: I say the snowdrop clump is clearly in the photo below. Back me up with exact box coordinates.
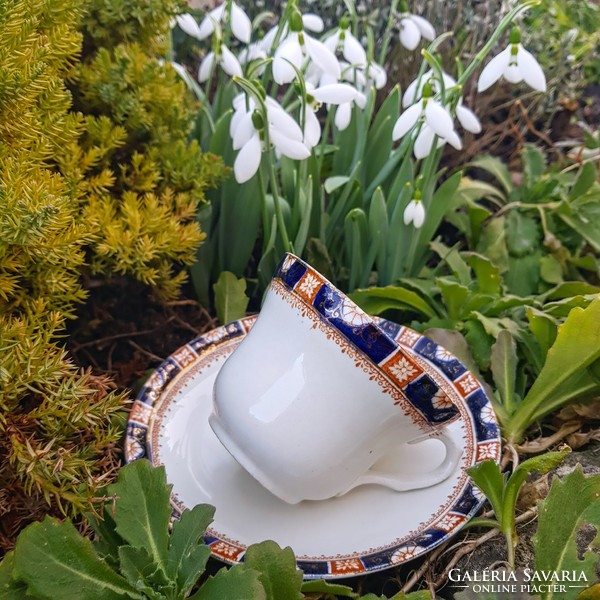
[173,0,547,233]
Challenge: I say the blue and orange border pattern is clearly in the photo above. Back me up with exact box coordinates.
[125,315,501,579]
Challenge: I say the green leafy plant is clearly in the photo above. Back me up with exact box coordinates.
[68,0,226,300]
[0,460,431,600]
[466,449,570,569]
[533,467,600,600]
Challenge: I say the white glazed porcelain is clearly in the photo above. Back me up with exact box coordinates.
[209,253,462,504]
[124,316,501,578]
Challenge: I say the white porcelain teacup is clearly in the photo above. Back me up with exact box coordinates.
[209,253,462,504]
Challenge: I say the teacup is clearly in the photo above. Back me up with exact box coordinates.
[209,253,462,504]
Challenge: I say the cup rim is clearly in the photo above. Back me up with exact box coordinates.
[272,252,460,429]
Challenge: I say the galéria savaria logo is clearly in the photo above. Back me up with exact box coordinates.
[448,569,589,595]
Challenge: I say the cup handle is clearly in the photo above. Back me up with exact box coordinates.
[338,430,463,496]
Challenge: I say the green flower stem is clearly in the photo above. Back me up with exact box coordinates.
[257,166,272,251]
[456,0,542,88]
[378,0,400,65]
[318,107,334,176]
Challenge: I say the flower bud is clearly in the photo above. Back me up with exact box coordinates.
[251,110,264,130]
[509,26,521,45]
[290,9,304,32]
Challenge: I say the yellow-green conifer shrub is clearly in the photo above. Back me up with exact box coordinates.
[67,0,226,300]
[0,0,126,547]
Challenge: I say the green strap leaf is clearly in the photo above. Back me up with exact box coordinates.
[534,467,600,600]
[189,566,266,600]
[12,517,143,600]
[466,460,506,526]
[490,330,518,416]
[243,541,303,600]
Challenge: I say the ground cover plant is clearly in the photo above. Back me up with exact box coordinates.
[1,0,599,597]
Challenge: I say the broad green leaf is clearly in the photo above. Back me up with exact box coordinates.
[559,199,600,253]
[505,211,540,258]
[501,449,571,535]
[88,510,123,566]
[118,546,167,599]
[463,319,494,372]
[505,297,600,442]
[431,242,471,285]
[543,295,597,318]
[543,282,600,301]
[190,566,266,600]
[540,255,563,284]
[0,553,28,599]
[491,330,518,416]
[349,286,436,318]
[506,251,542,296]
[213,271,249,324]
[569,162,597,201]
[466,460,506,524]
[12,517,142,600]
[522,144,546,187]
[464,253,501,295]
[534,467,600,600]
[167,504,215,596]
[526,307,558,362]
[469,155,513,196]
[437,278,469,321]
[301,579,358,597]
[477,218,509,274]
[243,541,303,600]
[108,460,171,575]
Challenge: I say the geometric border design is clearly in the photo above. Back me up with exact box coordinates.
[125,315,501,579]
[274,253,459,426]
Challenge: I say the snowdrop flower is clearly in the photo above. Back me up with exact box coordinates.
[230,94,311,183]
[198,42,242,81]
[403,198,425,228]
[261,13,324,54]
[272,11,340,85]
[175,13,203,39]
[402,70,456,108]
[365,62,387,90]
[392,83,462,158]
[302,83,361,144]
[478,27,546,93]
[324,16,367,67]
[398,4,435,52]
[197,2,252,44]
[455,101,482,134]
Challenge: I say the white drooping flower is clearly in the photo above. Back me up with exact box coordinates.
[260,13,325,54]
[402,70,456,108]
[302,83,362,144]
[399,13,435,51]
[392,84,462,158]
[175,13,203,39]
[198,43,243,81]
[365,62,387,90]
[403,199,425,228]
[230,94,311,183]
[324,17,367,67]
[455,101,482,134]
[478,27,546,93]
[197,2,252,44]
[272,11,340,85]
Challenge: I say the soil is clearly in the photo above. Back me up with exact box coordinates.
[67,276,216,393]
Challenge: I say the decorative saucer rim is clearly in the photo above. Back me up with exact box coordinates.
[125,315,501,579]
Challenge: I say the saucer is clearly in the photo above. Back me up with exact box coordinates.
[125,316,500,579]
